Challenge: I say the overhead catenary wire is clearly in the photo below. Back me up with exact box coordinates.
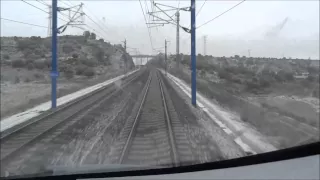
[21,0,69,23]
[83,5,110,31]
[144,0,150,15]
[81,4,124,42]
[1,17,48,29]
[196,0,207,17]
[139,0,154,50]
[197,0,246,29]
[58,0,73,7]
[21,0,48,14]
[60,1,119,44]
[84,14,111,40]
[84,25,105,40]
[35,0,49,6]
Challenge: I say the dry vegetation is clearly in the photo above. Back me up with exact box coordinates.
[150,54,319,149]
[0,33,135,119]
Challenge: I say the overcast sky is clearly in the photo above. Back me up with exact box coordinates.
[1,0,319,59]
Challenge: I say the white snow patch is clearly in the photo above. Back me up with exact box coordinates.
[159,69,277,154]
[0,70,139,132]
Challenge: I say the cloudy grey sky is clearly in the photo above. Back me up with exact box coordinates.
[1,0,319,59]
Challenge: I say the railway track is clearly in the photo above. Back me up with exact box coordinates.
[0,70,143,163]
[118,70,180,167]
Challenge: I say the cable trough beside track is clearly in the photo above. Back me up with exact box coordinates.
[0,70,143,163]
[118,70,180,167]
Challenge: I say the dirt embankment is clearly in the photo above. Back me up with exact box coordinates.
[150,57,319,150]
[0,35,136,119]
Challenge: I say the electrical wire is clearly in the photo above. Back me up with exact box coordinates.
[197,0,246,29]
[144,0,150,14]
[1,17,48,28]
[144,0,151,26]
[65,0,75,6]
[21,0,69,23]
[58,0,73,7]
[84,15,111,42]
[70,2,119,43]
[196,0,207,17]
[35,0,49,6]
[21,0,48,14]
[139,0,154,50]
[83,6,110,32]
[81,3,121,43]
[35,0,69,21]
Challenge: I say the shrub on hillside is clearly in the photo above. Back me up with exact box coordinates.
[196,60,208,70]
[245,80,260,91]
[64,69,74,79]
[83,68,95,77]
[75,65,87,75]
[231,77,242,84]
[60,63,71,72]
[199,70,206,77]
[14,77,20,84]
[307,75,316,82]
[275,71,294,82]
[218,70,231,80]
[80,57,98,67]
[259,78,271,88]
[62,43,74,54]
[83,31,90,39]
[34,60,46,69]
[34,73,44,79]
[90,33,96,40]
[27,63,34,70]
[72,53,79,59]
[312,88,319,98]
[43,39,51,49]
[12,59,26,68]
[26,58,34,65]
[44,59,51,68]
[300,79,313,88]
[26,54,41,62]
[17,39,40,50]
[23,49,33,57]
[34,48,43,56]
[3,54,10,60]
[24,77,31,83]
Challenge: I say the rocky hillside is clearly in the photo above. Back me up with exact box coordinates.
[0,35,134,80]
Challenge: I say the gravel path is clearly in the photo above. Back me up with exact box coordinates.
[159,71,246,160]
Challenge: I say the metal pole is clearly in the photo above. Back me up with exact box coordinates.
[51,0,58,108]
[165,39,167,76]
[204,35,207,56]
[176,10,180,68]
[123,39,127,74]
[47,5,52,37]
[191,0,196,106]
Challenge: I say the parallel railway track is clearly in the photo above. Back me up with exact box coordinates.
[0,70,143,163]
